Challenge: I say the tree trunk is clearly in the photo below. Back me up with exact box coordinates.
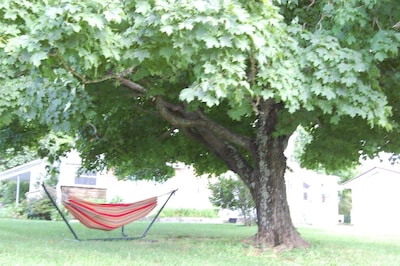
[245,99,310,249]
[155,96,310,249]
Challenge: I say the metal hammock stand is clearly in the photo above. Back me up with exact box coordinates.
[42,183,177,241]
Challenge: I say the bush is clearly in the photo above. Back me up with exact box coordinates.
[25,196,69,221]
[208,174,255,226]
[26,198,54,220]
[50,203,69,221]
[0,201,27,219]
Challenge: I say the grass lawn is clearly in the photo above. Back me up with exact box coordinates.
[0,219,399,266]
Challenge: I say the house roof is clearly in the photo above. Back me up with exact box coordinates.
[341,166,400,188]
[0,159,43,182]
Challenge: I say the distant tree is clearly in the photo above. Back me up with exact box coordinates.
[335,166,358,224]
[209,174,255,226]
[292,127,312,165]
[339,189,352,223]
[0,148,37,172]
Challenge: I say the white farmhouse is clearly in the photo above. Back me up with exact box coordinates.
[286,165,340,227]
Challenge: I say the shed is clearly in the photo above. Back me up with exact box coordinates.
[342,167,400,234]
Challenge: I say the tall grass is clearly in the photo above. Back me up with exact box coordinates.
[0,219,399,265]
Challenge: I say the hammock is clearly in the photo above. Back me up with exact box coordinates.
[42,183,177,241]
[63,195,158,231]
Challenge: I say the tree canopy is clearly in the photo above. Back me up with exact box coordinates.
[1,0,399,170]
[1,0,399,249]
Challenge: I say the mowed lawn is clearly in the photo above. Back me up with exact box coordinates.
[0,219,399,266]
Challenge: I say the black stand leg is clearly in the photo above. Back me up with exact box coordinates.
[121,225,128,237]
[42,183,80,241]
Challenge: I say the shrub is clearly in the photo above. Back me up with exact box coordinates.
[26,198,54,220]
[0,201,27,219]
[208,174,255,226]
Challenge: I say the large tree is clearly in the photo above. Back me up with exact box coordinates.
[1,0,399,249]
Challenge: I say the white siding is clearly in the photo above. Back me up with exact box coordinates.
[346,168,400,234]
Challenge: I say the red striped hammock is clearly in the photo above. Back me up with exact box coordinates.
[62,196,157,231]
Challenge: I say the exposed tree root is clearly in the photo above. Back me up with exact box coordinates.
[243,231,311,253]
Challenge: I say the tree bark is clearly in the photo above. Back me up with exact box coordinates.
[246,99,310,249]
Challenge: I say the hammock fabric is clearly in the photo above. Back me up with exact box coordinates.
[62,196,158,231]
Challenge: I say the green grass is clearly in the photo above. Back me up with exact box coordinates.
[0,219,399,266]
[152,208,219,218]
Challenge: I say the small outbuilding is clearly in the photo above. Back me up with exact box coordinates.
[342,167,400,234]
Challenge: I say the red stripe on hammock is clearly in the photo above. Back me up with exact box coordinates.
[64,204,115,230]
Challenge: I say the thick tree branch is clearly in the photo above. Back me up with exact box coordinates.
[117,79,253,161]
[183,127,253,177]
[155,97,252,151]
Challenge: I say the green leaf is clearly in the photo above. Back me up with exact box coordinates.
[84,15,105,29]
[104,9,123,23]
[30,52,48,66]
[337,62,352,74]
[204,36,220,48]
[133,49,150,62]
[342,76,357,86]
[71,24,81,33]
[159,47,175,61]
[203,62,217,74]
[180,88,196,102]
[136,1,151,14]
[374,51,387,62]
[178,19,194,30]
[203,95,219,107]
[219,35,232,47]
[45,7,62,19]
[227,103,251,121]
[160,25,174,36]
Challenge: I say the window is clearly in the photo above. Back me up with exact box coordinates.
[74,177,96,185]
[74,170,97,186]
[303,192,308,201]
